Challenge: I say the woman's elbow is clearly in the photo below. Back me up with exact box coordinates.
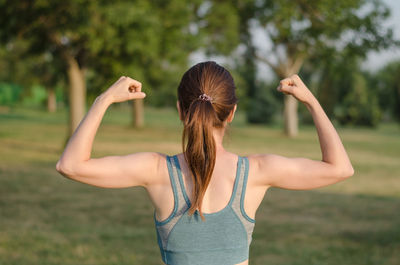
[340,165,355,179]
[56,160,62,172]
[56,160,75,176]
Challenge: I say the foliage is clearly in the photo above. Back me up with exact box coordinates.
[334,71,381,127]
[254,0,396,69]
[0,0,251,108]
[373,61,400,122]
[299,46,393,127]
[0,0,200,106]
[249,0,397,133]
[0,0,399,128]
[0,83,22,106]
[246,80,281,124]
[84,0,202,107]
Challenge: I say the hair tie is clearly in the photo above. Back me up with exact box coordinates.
[198,93,213,102]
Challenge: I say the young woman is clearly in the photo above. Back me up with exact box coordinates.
[56,61,354,265]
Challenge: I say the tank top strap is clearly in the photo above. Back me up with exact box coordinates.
[154,155,190,258]
[231,156,256,223]
[168,155,189,213]
[155,155,187,226]
[231,156,245,209]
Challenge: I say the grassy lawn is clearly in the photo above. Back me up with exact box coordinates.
[0,104,399,265]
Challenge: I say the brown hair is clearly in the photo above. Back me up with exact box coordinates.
[177,61,238,220]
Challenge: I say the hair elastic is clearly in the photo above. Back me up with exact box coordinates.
[198,93,213,102]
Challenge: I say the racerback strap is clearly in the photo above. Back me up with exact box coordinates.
[155,155,189,253]
[231,156,256,245]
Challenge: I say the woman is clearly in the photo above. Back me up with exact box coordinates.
[56,61,354,265]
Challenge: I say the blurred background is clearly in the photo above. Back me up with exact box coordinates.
[0,0,399,264]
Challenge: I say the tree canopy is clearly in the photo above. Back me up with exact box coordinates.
[252,0,397,135]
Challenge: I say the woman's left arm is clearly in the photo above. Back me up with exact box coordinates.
[56,76,163,188]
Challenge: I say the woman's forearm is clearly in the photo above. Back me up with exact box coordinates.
[56,93,113,171]
[305,96,354,175]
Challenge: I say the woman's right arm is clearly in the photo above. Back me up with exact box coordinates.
[251,75,354,190]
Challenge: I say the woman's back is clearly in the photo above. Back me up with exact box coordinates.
[153,152,258,265]
[152,151,266,222]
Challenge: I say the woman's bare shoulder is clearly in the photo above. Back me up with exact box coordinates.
[246,153,279,187]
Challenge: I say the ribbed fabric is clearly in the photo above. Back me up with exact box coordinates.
[154,155,255,265]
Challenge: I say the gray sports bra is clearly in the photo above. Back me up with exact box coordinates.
[154,155,255,265]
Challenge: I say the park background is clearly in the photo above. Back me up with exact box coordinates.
[0,0,399,264]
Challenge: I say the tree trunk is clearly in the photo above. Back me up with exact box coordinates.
[280,61,303,137]
[66,56,86,137]
[283,94,298,137]
[47,87,57,113]
[258,52,305,137]
[132,99,144,128]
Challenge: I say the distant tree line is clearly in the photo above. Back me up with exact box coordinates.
[0,0,398,138]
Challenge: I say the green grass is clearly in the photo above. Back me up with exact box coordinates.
[0,104,399,265]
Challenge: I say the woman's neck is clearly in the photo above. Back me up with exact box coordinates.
[213,127,227,154]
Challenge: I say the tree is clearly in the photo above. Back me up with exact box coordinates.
[82,0,201,127]
[193,0,261,119]
[253,0,396,136]
[0,38,64,112]
[374,61,400,122]
[1,0,250,131]
[334,70,381,127]
[0,1,98,135]
[0,0,206,135]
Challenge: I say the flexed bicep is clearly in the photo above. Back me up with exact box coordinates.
[56,152,164,188]
[252,154,352,190]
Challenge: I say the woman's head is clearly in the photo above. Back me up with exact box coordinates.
[177,61,238,220]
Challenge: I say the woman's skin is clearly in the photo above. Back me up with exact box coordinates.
[56,74,354,265]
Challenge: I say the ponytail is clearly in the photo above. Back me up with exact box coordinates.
[182,99,218,220]
[177,61,238,221]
